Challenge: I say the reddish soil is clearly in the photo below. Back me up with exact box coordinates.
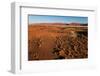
[28,23,88,60]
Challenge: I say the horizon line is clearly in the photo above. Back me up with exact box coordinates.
[28,22,88,25]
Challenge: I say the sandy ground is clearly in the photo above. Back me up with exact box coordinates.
[28,23,88,60]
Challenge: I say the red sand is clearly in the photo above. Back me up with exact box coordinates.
[28,23,88,60]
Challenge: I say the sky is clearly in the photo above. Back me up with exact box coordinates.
[28,15,88,24]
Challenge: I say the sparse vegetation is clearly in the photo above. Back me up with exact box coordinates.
[28,37,42,60]
[28,23,88,60]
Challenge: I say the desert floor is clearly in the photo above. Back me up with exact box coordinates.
[28,23,88,61]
